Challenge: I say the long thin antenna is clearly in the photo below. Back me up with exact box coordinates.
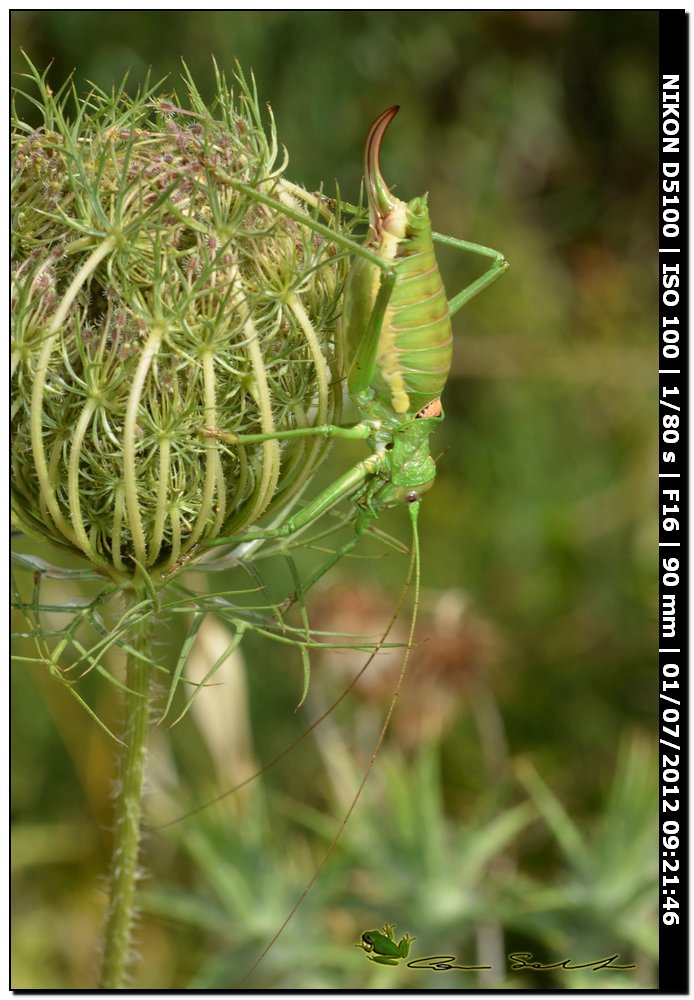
[155,538,416,830]
[238,500,422,986]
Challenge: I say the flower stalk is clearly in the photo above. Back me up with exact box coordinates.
[99,594,153,989]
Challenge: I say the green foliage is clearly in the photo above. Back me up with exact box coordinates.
[512,735,658,964]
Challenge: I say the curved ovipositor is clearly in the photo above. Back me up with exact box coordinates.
[346,107,453,419]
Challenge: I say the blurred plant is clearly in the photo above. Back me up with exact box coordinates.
[142,733,656,989]
[11,54,362,988]
[508,732,658,988]
[142,744,534,988]
[307,583,504,754]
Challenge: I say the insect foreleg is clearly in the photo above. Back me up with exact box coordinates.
[432,232,509,318]
[205,451,385,548]
[279,483,391,611]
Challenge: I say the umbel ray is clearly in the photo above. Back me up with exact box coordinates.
[175,105,509,982]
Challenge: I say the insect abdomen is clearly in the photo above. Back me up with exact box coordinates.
[373,240,452,416]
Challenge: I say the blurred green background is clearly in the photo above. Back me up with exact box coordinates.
[11,10,658,990]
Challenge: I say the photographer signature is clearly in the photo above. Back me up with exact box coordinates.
[407,952,635,973]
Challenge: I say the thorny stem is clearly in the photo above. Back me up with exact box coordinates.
[99,594,153,989]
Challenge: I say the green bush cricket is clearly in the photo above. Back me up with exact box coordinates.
[175,105,509,981]
[202,106,508,594]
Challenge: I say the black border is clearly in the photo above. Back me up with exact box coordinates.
[658,8,689,995]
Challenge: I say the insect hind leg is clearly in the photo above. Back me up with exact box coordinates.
[432,231,509,318]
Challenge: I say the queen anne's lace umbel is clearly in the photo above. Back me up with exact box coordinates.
[12,60,354,580]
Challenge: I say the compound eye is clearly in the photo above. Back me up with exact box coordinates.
[406,490,420,504]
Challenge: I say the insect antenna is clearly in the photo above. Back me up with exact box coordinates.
[238,499,423,985]
[154,525,417,830]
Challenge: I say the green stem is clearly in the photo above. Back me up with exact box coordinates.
[99,598,153,989]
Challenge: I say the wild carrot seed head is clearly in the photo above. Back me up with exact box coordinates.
[12,59,355,582]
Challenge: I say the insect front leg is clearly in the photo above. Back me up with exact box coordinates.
[205,451,385,549]
[432,232,509,317]
[280,483,388,614]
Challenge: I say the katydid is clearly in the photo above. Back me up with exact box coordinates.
[178,106,508,982]
[202,106,508,598]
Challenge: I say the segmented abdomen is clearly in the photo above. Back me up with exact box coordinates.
[372,236,452,416]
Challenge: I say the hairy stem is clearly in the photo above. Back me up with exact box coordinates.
[100,597,153,989]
